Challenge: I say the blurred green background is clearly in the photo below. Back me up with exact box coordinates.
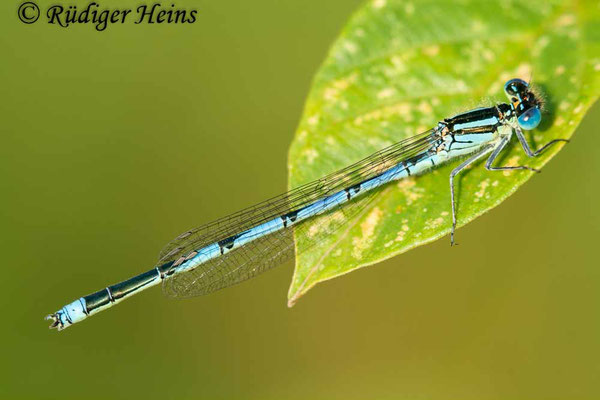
[1,0,599,398]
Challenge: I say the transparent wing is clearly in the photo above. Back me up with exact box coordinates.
[158,130,437,298]
[163,182,382,297]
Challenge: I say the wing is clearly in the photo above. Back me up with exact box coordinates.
[158,130,436,297]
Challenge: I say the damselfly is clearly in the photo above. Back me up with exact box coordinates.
[47,78,568,330]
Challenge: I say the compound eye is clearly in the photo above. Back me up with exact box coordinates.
[504,78,529,96]
[517,107,542,130]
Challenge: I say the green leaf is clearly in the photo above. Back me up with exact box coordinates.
[287,0,600,305]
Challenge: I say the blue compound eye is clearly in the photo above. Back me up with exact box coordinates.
[517,107,542,130]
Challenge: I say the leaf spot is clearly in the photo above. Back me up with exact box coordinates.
[390,56,407,73]
[354,102,413,125]
[555,14,576,27]
[307,211,345,238]
[377,87,396,99]
[503,156,521,176]
[372,0,386,9]
[482,49,495,62]
[395,230,406,242]
[397,178,423,205]
[474,178,491,202]
[423,45,440,57]
[425,217,445,230]
[352,207,383,258]
[343,41,359,54]
[517,63,532,79]
[303,148,319,164]
[559,101,570,111]
[308,114,320,126]
[417,101,433,114]
[532,36,550,57]
[323,73,358,102]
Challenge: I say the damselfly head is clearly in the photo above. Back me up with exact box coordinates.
[504,78,543,130]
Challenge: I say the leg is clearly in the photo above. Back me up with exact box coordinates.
[485,136,540,173]
[515,126,569,157]
[450,146,493,246]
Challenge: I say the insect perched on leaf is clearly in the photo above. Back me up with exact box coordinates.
[47,78,568,331]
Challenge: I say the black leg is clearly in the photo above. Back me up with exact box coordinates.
[450,146,493,246]
[485,136,540,173]
[515,126,569,157]
[449,127,569,247]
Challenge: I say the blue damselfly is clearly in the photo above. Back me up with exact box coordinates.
[47,78,568,330]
